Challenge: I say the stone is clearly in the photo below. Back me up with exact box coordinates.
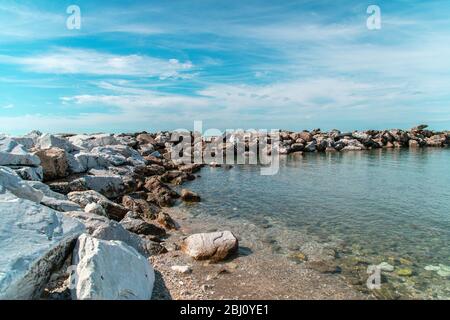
[136,133,156,145]
[181,231,239,261]
[171,265,192,274]
[84,202,107,216]
[73,174,126,199]
[304,141,317,152]
[396,268,413,277]
[41,196,82,212]
[34,148,69,181]
[156,211,179,230]
[71,234,154,300]
[68,134,120,151]
[27,180,67,200]
[378,262,394,272]
[298,132,313,142]
[181,189,201,202]
[290,143,304,152]
[120,213,166,237]
[68,190,128,221]
[73,152,109,171]
[122,194,160,220]
[91,145,145,167]
[0,136,41,166]
[0,193,84,299]
[0,166,43,203]
[36,134,78,153]
[12,165,44,181]
[144,176,179,207]
[65,212,163,257]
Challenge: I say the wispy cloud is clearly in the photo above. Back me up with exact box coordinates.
[2,104,14,109]
[0,48,193,79]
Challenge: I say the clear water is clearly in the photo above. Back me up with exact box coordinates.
[180,148,450,299]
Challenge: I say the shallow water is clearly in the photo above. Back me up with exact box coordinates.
[180,148,450,299]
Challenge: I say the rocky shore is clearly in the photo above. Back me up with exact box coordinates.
[0,125,448,300]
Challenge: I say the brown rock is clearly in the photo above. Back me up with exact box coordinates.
[122,193,160,220]
[34,148,68,181]
[181,189,201,202]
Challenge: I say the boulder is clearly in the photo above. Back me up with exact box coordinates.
[65,212,162,257]
[12,165,44,181]
[73,152,109,171]
[71,234,154,300]
[0,166,43,203]
[34,148,69,181]
[74,174,126,199]
[0,136,41,166]
[91,145,145,167]
[120,213,166,237]
[0,193,84,299]
[180,189,201,202]
[68,190,128,221]
[36,134,78,153]
[41,196,82,212]
[84,203,107,216]
[304,141,317,152]
[156,211,179,230]
[181,231,238,261]
[122,193,160,220]
[68,134,119,151]
[136,133,156,145]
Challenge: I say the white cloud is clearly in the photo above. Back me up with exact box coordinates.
[2,104,14,109]
[0,48,193,79]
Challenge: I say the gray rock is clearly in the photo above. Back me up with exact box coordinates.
[12,166,44,181]
[41,196,82,212]
[36,134,79,153]
[120,214,166,237]
[0,192,84,299]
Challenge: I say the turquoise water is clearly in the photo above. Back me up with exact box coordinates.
[181,148,450,299]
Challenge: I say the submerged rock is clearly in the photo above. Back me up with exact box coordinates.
[181,189,201,202]
[71,234,154,300]
[181,231,238,261]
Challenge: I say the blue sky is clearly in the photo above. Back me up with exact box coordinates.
[1,0,450,135]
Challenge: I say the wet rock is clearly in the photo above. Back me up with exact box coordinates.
[71,234,154,300]
[144,176,179,207]
[0,192,84,299]
[304,141,317,152]
[181,189,201,202]
[181,231,239,261]
[396,268,413,277]
[156,211,179,230]
[378,262,395,272]
[34,148,69,181]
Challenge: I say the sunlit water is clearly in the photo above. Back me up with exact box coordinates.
[179,148,450,299]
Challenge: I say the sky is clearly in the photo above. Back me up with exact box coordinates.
[1,0,450,135]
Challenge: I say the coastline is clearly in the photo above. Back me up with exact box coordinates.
[1,126,449,300]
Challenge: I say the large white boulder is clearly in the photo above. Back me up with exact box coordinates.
[36,134,79,153]
[65,212,160,256]
[73,152,109,171]
[71,234,154,300]
[0,136,41,167]
[90,145,145,167]
[0,192,85,299]
[68,134,120,151]
[0,166,43,203]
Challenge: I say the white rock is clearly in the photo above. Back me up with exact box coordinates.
[27,180,67,200]
[71,234,154,300]
[41,196,82,212]
[65,212,155,256]
[78,174,125,199]
[91,145,145,167]
[171,265,192,274]
[0,193,84,299]
[378,262,394,272]
[36,134,78,153]
[0,166,43,203]
[66,152,87,174]
[84,202,107,216]
[0,136,41,166]
[68,134,120,151]
[74,152,109,171]
[182,231,239,261]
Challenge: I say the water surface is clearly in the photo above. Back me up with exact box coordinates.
[180,148,450,299]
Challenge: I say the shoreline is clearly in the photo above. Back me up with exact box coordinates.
[1,126,449,300]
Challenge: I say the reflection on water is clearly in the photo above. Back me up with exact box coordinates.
[180,148,450,299]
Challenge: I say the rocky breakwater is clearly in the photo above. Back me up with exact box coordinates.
[274,125,450,155]
[0,130,235,300]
